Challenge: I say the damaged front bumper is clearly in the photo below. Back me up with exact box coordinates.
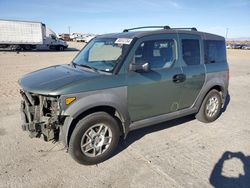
[20,90,65,142]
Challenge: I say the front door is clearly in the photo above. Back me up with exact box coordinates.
[126,34,185,122]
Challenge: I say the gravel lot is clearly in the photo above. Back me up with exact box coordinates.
[0,43,250,188]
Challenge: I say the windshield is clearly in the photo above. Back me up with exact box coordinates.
[73,38,132,72]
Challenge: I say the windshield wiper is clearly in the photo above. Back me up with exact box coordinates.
[75,64,99,73]
[71,61,76,68]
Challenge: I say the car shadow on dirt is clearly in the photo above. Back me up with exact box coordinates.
[209,151,250,188]
[222,93,231,113]
[115,114,196,156]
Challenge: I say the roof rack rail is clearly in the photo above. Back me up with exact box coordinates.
[172,27,198,31]
[123,25,170,32]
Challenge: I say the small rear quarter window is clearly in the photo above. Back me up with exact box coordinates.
[204,40,226,64]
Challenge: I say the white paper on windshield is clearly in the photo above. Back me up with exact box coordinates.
[115,38,133,45]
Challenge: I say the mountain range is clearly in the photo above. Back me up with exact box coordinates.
[227,37,250,41]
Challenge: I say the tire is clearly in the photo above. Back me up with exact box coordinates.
[196,89,222,123]
[24,45,31,51]
[57,46,64,51]
[68,112,120,165]
[10,45,21,51]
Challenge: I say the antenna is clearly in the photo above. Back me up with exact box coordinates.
[225,28,229,39]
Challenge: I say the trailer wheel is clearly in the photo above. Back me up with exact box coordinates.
[24,45,31,51]
[10,45,21,51]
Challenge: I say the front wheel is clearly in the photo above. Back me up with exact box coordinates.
[196,89,222,123]
[68,112,120,165]
[57,45,65,51]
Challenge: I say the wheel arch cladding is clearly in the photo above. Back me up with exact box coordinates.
[195,83,226,111]
[60,87,130,146]
[66,105,126,146]
[194,70,228,109]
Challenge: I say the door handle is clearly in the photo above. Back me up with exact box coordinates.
[173,74,186,83]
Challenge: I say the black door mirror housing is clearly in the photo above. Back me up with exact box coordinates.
[129,62,150,72]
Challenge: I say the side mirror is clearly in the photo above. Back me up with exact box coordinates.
[129,62,150,72]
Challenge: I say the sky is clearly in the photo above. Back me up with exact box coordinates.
[0,0,250,38]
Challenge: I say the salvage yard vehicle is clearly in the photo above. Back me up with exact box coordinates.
[82,34,96,43]
[0,19,68,51]
[19,26,229,165]
[231,44,243,49]
[242,44,250,50]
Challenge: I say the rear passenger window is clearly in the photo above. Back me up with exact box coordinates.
[204,40,226,64]
[182,39,200,65]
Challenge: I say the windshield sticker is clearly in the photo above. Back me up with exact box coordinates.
[115,38,133,45]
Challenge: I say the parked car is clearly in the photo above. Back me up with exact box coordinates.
[242,44,250,50]
[226,44,232,49]
[231,44,243,49]
[19,26,229,165]
[75,36,86,42]
[83,34,96,43]
[75,34,95,43]
[58,33,71,41]
[70,33,85,41]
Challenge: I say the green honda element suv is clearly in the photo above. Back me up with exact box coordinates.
[19,26,229,165]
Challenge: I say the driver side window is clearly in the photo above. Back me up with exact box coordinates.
[133,39,176,69]
[50,35,56,40]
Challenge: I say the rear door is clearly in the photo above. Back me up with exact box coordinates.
[178,34,206,109]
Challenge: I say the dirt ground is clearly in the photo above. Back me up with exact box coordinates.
[0,43,250,188]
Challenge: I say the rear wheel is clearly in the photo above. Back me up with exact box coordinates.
[196,89,222,123]
[24,45,32,51]
[57,45,64,51]
[69,112,120,165]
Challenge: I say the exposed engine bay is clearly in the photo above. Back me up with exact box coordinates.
[20,90,64,141]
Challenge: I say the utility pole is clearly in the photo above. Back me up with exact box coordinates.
[68,26,71,35]
[225,28,229,39]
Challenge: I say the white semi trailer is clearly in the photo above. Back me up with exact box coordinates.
[0,19,68,51]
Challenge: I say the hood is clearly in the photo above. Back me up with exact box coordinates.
[19,64,98,95]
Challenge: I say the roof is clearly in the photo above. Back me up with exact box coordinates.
[98,28,225,41]
[0,19,43,24]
